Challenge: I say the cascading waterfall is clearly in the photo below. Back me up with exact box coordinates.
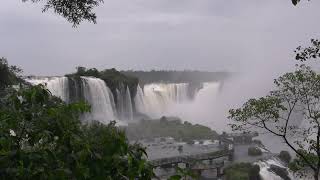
[25,76,221,125]
[255,158,296,180]
[25,77,69,102]
[116,84,134,121]
[116,88,124,119]
[81,77,117,124]
[134,83,189,118]
[125,86,133,121]
[135,84,146,115]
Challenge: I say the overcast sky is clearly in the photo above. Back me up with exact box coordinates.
[0,0,320,75]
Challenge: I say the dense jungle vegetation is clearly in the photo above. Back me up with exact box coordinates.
[0,60,154,179]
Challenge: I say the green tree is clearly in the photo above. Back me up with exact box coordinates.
[248,147,262,156]
[19,0,303,27]
[0,85,154,179]
[0,57,22,89]
[279,151,292,164]
[22,0,103,26]
[229,40,320,179]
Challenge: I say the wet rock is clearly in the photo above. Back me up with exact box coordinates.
[268,164,291,180]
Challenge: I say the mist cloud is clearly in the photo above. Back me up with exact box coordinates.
[0,0,319,76]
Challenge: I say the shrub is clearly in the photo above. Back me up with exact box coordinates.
[279,151,291,164]
[0,86,154,179]
[224,163,260,180]
[248,147,262,156]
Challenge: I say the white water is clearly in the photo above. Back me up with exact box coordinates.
[165,82,224,131]
[134,83,189,118]
[135,84,146,115]
[25,77,69,102]
[81,77,117,124]
[125,86,133,120]
[116,85,134,121]
[255,158,296,180]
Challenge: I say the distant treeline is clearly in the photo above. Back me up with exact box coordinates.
[121,70,232,84]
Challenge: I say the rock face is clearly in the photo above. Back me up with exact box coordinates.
[268,164,291,180]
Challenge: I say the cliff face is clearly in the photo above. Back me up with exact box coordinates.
[66,67,139,104]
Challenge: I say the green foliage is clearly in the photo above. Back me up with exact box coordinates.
[229,40,320,179]
[168,167,197,180]
[19,0,304,27]
[125,117,218,142]
[0,57,22,89]
[99,68,139,98]
[291,0,311,6]
[292,0,300,5]
[22,0,103,26]
[248,147,262,156]
[81,122,154,179]
[289,149,319,172]
[0,85,154,179]
[224,163,260,180]
[279,151,292,164]
[229,64,320,177]
[295,39,320,61]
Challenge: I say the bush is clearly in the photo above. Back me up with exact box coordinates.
[252,139,263,146]
[125,118,219,142]
[0,57,22,89]
[279,151,291,164]
[0,86,154,179]
[224,163,260,180]
[248,147,262,156]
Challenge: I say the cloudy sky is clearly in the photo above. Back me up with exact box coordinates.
[0,0,320,75]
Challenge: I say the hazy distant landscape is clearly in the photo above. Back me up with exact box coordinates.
[1,0,320,180]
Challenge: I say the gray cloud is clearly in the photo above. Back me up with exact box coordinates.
[0,0,320,76]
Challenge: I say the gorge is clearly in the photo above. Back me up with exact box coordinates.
[23,69,297,180]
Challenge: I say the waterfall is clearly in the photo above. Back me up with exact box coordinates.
[25,77,69,102]
[116,88,124,119]
[134,83,190,118]
[125,86,133,120]
[116,85,134,121]
[134,84,146,114]
[81,77,117,124]
[255,158,296,180]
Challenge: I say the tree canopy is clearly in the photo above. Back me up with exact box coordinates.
[0,84,154,179]
[22,0,103,26]
[229,40,320,180]
[19,0,304,27]
[0,57,22,89]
